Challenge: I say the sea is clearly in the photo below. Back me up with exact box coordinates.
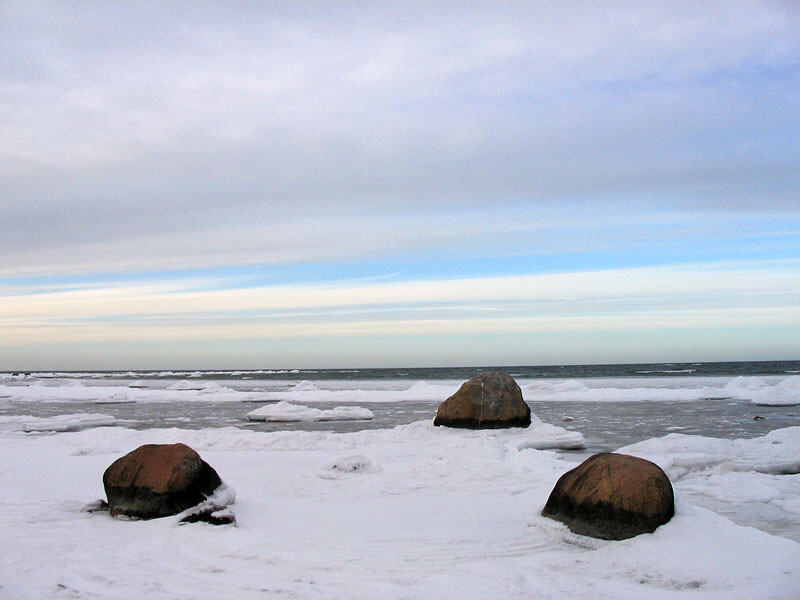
[2,360,798,454]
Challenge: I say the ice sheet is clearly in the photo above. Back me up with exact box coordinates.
[618,427,800,542]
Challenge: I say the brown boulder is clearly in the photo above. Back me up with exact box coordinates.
[434,371,531,429]
[103,443,224,520]
[542,452,674,540]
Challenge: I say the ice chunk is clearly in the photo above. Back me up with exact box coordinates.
[247,401,374,422]
[0,413,115,432]
[167,380,206,391]
[617,426,800,478]
[510,417,585,450]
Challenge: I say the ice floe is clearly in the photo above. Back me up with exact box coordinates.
[246,401,375,422]
[0,413,115,432]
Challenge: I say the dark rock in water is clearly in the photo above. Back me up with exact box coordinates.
[542,452,674,540]
[434,371,531,429]
[103,443,224,520]
[179,502,236,526]
[753,415,766,420]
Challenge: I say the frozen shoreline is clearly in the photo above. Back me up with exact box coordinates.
[2,374,798,405]
[1,423,798,599]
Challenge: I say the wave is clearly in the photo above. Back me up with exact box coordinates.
[520,375,800,405]
[1,376,797,406]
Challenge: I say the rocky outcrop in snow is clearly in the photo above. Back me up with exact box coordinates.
[434,371,531,429]
[103,443,233,522]
[542,452,674,540]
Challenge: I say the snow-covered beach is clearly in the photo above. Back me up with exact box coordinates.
[1,369,799,598]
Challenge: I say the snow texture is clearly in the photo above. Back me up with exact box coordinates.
[0,423,798,599]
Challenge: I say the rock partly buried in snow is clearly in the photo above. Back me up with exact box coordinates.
[103,443,228,520]
[434,371,531,429]
[542,452,674,540]
[317,454,380,479]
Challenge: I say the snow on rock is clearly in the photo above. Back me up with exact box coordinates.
[247,401,374,422]
[0,413,115,432]
[317,454,380,479]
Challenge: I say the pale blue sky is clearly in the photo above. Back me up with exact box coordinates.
[1,2,798,369]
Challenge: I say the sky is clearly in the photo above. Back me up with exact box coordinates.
[1,1,799,370]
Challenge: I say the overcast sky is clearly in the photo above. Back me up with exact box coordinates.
[1,1,799,369]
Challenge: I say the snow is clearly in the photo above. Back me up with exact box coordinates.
[617,427,800,543]
[317,454,381,479]
[256,379,459,403]
[246,401,375,422]
[739,376,800,406]
[521,374,800,403]
[0,381,267,403]
[0,413,116,432]
[511,416,585,450]
[617,426,800,478]
[0,424,798,599]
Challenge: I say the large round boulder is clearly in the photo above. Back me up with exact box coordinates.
[434,371,531,429]
[542,452,674,540]
[103,443,224,520]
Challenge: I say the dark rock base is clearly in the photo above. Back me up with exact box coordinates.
[433,415,532,429]
[105,479,220,520]
[542,496,672,540]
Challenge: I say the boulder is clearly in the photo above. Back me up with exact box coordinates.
[434,371,531,429]
[542,452,674,540]
[103,443,224,520]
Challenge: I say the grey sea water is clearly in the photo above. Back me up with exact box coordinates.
[2,361,798,452]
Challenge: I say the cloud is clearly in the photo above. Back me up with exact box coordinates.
[1,260,797,347]
[1,2,798,276]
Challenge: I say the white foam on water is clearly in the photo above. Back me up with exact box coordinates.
[1,375,799,406]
